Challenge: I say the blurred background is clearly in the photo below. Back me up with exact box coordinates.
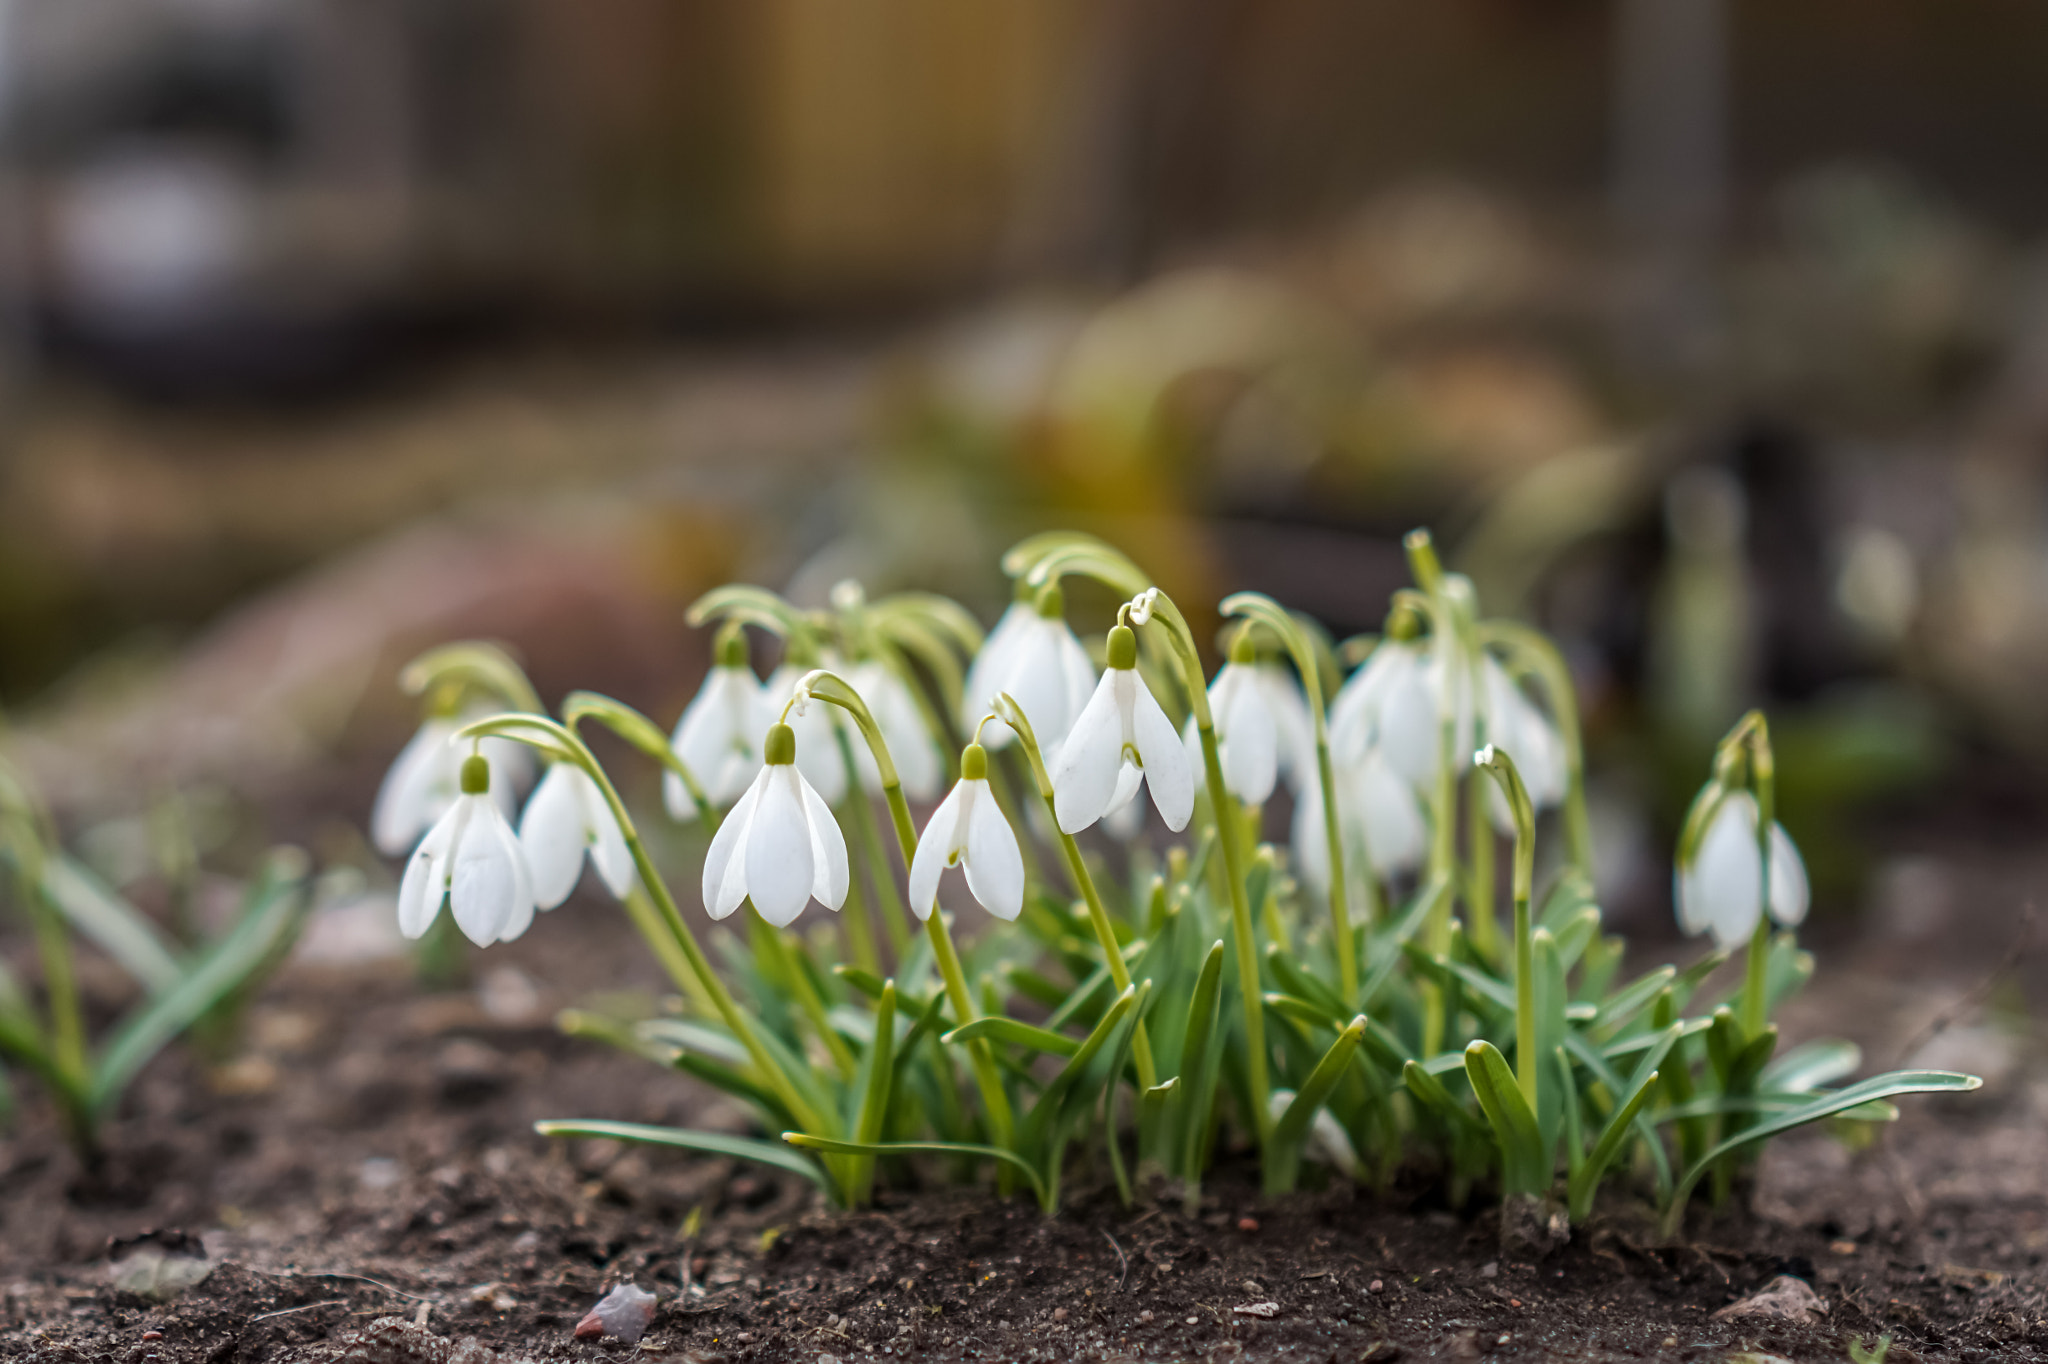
[1,0,2045,965]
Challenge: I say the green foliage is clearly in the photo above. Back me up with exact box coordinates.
[400,531,1980,1235]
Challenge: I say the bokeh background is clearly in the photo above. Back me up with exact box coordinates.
[1,0,2045,971]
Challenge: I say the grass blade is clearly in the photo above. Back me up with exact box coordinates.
[784,1133,1049,1211]
[1464,1040,1547,1196]
[539,1120,830,1191]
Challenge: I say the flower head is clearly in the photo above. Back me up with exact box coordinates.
[1050,623,1193,834]
[1674,793,1809,949]
[1183,635,1303,806]
[968,585,1097,760]
[849,661,943,801]
[666,632,769,821]
[520,762,634,909]
[1292,748,1426,894]
[907,743,1023,922]
[764,662,850,807]
[701,721,849,927]
[371,712,531,856]
[397,752,537,946]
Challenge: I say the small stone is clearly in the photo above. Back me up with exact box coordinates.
[1368,1279,1384,1293]
[1052,1309,1068,1322]
[575,1282,659,1344]
[1237,1217,1260,1233]
[105,1230,210,1301]
[1712,1275,1827,1324]
[1830,1239,1858,1255]
[1232,1302,1281,1318]
[1478,1261,1498,1279]
[140,1331,163,1342]
[1138,1311,1154,1324]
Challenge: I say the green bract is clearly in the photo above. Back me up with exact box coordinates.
[381,530,1979,1242]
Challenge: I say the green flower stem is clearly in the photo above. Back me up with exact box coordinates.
[1421,707,1458,1059]
[456,715,832,1143]
[1221,592,1356,1002]
[1465,777,1498,965]
[1743,714,1777,1039]
[1476,745,1539,1113]
[1195,715,1270,1150]
[994,698,1158,1093]
[795,673,1018,1180]
[619,881,720,1020]
[758,923,859,1078]
[401,641,546,716]
[829,728,886,975]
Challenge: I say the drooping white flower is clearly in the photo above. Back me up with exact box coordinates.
[960,592,1034,733]
[763,662,850,807]
[1328,638,1443,789]
[665,636,769,820]
[1255,662,1317,793]
[397,752,537,946]
[520,762,634,909]
[371,712,532,857]
[1050,623,1193,834]
[701,721,849,927]
[1675,792,1809,949]
[849,661,943,801]
[1293,748,1427,895]
[907,743,1023,922]
[1184,640,1279,805]
[968,586,1097,760]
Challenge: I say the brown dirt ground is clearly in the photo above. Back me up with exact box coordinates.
[0,845,2043,1364]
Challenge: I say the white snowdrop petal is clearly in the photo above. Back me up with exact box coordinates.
[962,602,1031,733]
[1768,821,1809,928]
[1291,781,1332,896]
[702,775,765,919]
[493,812,538,942]
[1129,674,1195,832]
[745,767,817,926]
[1691,797,1765,949]
[799,771,850,912]
[520,766,588,910]
[1216,668,1279,806]
[1257,665,1317,789]
[396,818,452,939]
[581,772,636,899]
[1104,761,1145,818]
[1379,652,1443,789]
[995,624,1071,754]
[451,801,518,946]
[371,720,454,856]
[675,667,766,806]
[1355,755,1427,874]
[1050,673,1125,833]
[907,783,968,921]
[962,781,1024,921]
[1053,629,1100,751]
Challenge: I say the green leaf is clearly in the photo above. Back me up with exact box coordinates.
[1401,1060,1491,1140]
[684,584,806,636]
[1266,946,1346,1019]
[833,964,889,1001]
[1464,1040,1547,1196]
[783,1133,1049,1210]
[1264,992,1342,1032]
[1663,1071,1983,1235]
[1175,942,1226,1179]
[638,1018,752,1067]
[1563,1032,1673,1198]
[1760,1039,1859,1094]
[1568,1051,1665,1221]
[89,850,310,1121]
[1361,874,1450,1006]
[1593,965,1677,1030]
[539,1120,830,1190]
[41,856,183,996]
[844,982,897,1204]
[1267,1016,1367,1192]
[943,1016,1080,1058]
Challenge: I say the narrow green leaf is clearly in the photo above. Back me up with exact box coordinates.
[1401,1060,1490,1141]
[784,1133,1049,1210]
[89,851,309,1120]
[539,1120,828,1190]
[833,964,888,1001]
[638,1018,752,1067]
[1663,1071,1983,1235]
[845,982,897,1204]
[1760,1039,1859,1094]
[1176,942,1226,1180]
[1267,1016,1367,1193]
[1464,1040,1547,1196]
[1568,1060,1663,1221]
[1594,965,1677,1030]
[42,855,184,995]
[944,1016,1080,1058]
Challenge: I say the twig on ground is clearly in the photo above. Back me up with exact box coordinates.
[245,1268,436,1304]
[1888,902,2035,1071]
[1102,1230,1128,1293]
[249,1300,346,1323]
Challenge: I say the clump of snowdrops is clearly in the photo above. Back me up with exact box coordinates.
[0,753,312,1160]
[373,530,1978,1239]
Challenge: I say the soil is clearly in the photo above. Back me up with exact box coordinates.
[1,849,2044,1364]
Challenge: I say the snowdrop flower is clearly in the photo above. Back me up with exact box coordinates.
[1292,749,1427,895]
[764,662,849,807]
[1478,657,1567,815]
[1050,623,1193,834]
[906,743,1023,922]
[1257,663,1316,792]
[665,633,768,820]
[371,712,532,856]
[968,585,1097,760]
[398,753,537,946]
[520,762,633,909]
[848,661,943,801]
[1675,793,1809,949]
[1328,636,1442,790]
[959,586,1035,733]
[1185,639,1275,804]
[702,722,849,927]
